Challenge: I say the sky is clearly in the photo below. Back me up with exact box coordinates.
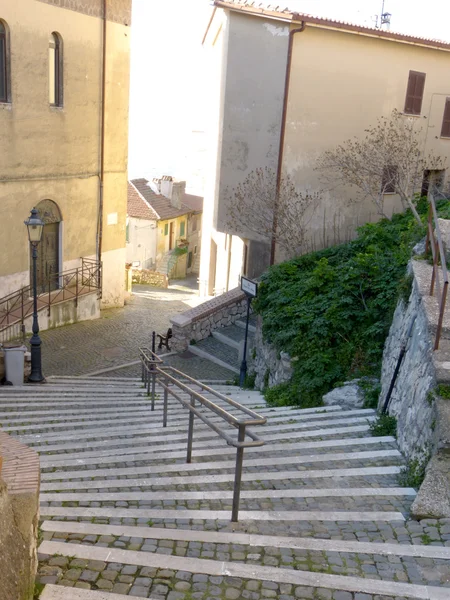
[128,0,450,192]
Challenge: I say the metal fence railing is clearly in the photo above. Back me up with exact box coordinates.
[0,258,102,342]
[425,192,449,350]
[139,347,266,522]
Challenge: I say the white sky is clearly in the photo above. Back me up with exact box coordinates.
[128,0,450,190]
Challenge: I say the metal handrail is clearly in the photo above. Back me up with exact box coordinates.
[425,192,449,350]
[139,345,266,522]
[0,258,102,341]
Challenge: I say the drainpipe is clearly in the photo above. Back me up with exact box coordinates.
[270,22,306,265]
[97,0,107,274]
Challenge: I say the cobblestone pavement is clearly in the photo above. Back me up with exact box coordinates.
[38,282,204,376]
[1,379,450,598]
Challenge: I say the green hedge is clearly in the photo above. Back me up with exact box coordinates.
[255,204,432,408]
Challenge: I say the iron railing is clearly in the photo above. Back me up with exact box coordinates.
[425,192,449,349]
[0,258,102,342]
[139,347,266,522]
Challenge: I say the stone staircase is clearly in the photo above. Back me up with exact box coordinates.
[189,317,256,374]
[0,377,450,599]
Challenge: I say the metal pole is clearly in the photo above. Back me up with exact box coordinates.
[151,363,156,411]
[239,296,251,387]
[28,243,45,383]
[152,331,156,354]
[186,394,195,463]
[231,424,246,522]
[163,376,168,428]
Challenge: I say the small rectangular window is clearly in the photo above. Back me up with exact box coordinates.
[382,165,398,194]
[441,98,450,138]
[164,223,168,236]
[404,70,426,115]
[194,245,197,255]
[180,221,185,237]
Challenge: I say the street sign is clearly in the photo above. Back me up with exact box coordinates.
[241,276,258,298]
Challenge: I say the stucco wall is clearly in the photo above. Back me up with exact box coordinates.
[0,0,130,307]
[126,216,157,270]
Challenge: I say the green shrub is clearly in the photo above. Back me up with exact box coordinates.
[437,384,450,399]
[254,205,432,407]
[398,453,430,489]
[369,414,397,437]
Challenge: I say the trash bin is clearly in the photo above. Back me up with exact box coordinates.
[3,345,27,386]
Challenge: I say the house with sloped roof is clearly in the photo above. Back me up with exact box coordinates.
[127,178,203,279]
[200,0,450,296]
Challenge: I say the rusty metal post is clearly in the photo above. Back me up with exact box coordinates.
[186,394,195,463]
[231,424,246,522]
[163,375,168,428]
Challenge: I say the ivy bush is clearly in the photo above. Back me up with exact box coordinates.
[254,205,432,408]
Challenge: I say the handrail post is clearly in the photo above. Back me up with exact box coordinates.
[436,280,449,350]
[231,424,246,522]
[75,268,79,307]
[151,362,156,411]
[146,360,151,396]
[163,374,168,428]
[186,394,195,463]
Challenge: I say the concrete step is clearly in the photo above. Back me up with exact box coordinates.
[191,336,240,370]
[38,541,447,600]
[40,586,150,600]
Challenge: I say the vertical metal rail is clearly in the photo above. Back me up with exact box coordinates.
[163,374,168,428]
[231,424,246,522]
[151,362,156,411]
[186,394,195,463]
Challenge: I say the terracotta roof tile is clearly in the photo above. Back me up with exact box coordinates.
[131,178,195,221]
[213,1,450,51]
[127,182,159,220]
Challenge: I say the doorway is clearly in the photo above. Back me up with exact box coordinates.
[32,199,62,294]
[169,221,175,250]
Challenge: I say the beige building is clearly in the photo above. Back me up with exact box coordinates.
[0,0,131,310]
[200,0,450,296]
[130,178,203,279]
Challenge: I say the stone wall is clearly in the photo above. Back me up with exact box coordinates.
[378,260,436,461]
[252,316,293,390]
[0,432,40,600]
[170,288,248,352]
[131,269,168,289]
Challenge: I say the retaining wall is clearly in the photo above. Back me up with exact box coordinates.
[0,431,40,600]
[170,288,248,352]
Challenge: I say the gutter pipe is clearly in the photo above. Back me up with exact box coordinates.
[97,0,107,276]
[270,22,306,265]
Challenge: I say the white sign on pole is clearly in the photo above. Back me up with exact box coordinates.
[241,276,258,298]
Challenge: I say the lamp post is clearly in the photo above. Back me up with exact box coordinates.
[24,208,45,383]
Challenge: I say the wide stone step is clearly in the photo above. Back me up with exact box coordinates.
[40,449,401,484]
[38,436,396,470]
[40,520,450,560]
[38,541,448,599]
[192,336,240,370]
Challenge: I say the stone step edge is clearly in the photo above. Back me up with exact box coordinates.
[39,506,405,522]
[40,520,450,560]
[40,584,156,600]
[38,541,446,600]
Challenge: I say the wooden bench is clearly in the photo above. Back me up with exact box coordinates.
[157,328,172,351]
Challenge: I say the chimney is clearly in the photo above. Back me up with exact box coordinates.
[160,175,173,200]
[171,181,186,209]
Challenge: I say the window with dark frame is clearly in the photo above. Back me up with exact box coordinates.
[49,32,62,106]
[0,20,9,103]
[404,70,426,115]
[382,165,398,194]
[441,98,450,138]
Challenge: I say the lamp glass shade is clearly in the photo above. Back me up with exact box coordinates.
[25,208,44,243]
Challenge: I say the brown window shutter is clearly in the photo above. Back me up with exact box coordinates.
[441,98,450,138]
[404,71,426,115]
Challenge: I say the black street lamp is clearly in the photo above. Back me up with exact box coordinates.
[24,208,45,383]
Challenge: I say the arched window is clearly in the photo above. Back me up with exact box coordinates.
[0,20,10,103]
[49,32,63,106]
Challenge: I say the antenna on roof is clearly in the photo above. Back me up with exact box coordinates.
[376,0,392,29]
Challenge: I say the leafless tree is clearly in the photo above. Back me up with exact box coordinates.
[316,109,445,225]
[225,167,319,259]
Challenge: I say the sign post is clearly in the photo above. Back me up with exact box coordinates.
[239,276,258,387]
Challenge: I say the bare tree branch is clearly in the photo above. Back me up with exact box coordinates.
[316,109,446,225]
[225,168,320,259]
